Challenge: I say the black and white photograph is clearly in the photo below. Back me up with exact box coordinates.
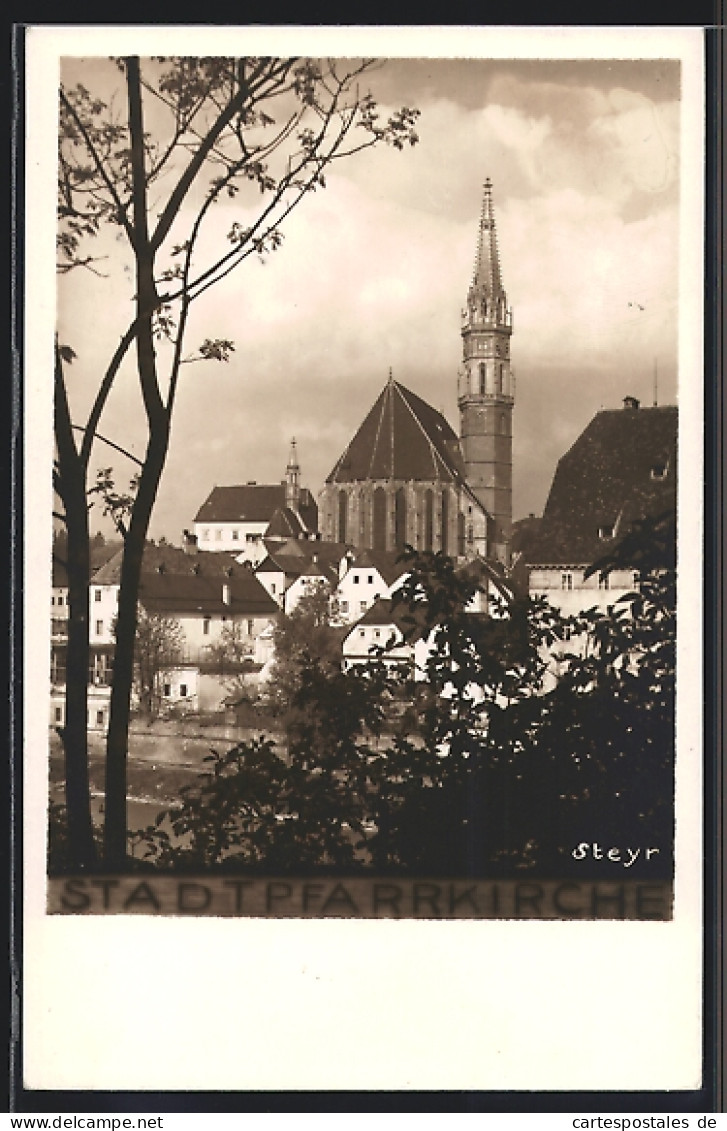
[23,24,705,1094]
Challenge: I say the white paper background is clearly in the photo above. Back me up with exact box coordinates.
[23,25,705,1093]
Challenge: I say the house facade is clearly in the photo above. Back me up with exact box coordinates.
[89,542,279,713]
[193,441,319,565]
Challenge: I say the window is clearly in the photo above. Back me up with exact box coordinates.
[51,595,55,606]
[467,525,474,545]
[561,573,573,591]
[203,529,210,540]
[359,629,365,638]
[94,589,102,602]
[179,684,188,698]
[374,629,381,639]
[598,525,615,540]
[632,571,640,589]
[367,575,374,585]
[247,619,253,635]
[203,618,210,635]
[163,683,171,697]
[340,600,348,613]
[95,620,103,635]
[598,573,610,590]
[232,529,239,540]
[271,583,276,595]
[96,710,105,727]
[55,707,62,723]
[353,574,360,584]
[360,601,367,613]
[650,463,667,480]
[215,529,222,541]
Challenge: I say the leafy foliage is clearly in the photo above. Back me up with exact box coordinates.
[132,519,676,880]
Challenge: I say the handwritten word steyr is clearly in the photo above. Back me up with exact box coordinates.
[572,843,660,868]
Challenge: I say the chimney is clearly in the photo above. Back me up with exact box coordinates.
[623,396,640,410]
[182,529,198,554]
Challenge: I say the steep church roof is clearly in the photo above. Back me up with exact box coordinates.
[326,376,465,485]
[527,401,677,567]
[194,483,317,532]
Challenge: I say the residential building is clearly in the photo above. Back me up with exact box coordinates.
[335,548,410,625]
[193,440,318,565]
[89,541,279,713]
[526,398,677,615]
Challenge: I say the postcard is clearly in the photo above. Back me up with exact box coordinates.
[22,24,705,1094]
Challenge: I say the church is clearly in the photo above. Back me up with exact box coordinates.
[318,179,515,567]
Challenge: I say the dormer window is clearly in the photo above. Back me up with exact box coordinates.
[156,563,166,574]
[650,462,668,480]
[598,524,616,540]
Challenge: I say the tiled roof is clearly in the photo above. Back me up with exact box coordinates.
[256,541,349,578]
[353,597,427,643]
[92,543,278,617]
[265,505,320,540]
[526,404,677,567]
[194,484,317,527]
[344,548,410,587]
[326,378,465,485]
[139,571,277,618]
[52,557,68,588]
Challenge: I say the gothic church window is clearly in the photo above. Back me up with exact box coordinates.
[338,490,348,544]
[424,489,434,551]
[395,488,407,549]
[373,487,387,551]
[479,363,486,395]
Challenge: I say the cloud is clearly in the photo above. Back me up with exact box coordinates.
[54,59,682,541]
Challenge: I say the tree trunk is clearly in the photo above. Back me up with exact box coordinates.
[103,429,169,868]
[54,357,97,869]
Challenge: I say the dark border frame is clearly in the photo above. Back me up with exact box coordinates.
[8,11,724,1114]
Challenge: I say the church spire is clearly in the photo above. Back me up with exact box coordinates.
[472,178,504,300]
[458,178,514,567]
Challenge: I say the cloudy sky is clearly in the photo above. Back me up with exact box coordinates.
[53,39,694,542]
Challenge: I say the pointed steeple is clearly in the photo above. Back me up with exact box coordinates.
[458,178,514,567]
[471,178,505,301]
[285,437,300,509]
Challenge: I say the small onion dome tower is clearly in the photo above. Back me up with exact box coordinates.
[285,437,301,510]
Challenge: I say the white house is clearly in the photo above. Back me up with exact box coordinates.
[192,442,319,566]
[90,542,279,713]
[334,548,410,625]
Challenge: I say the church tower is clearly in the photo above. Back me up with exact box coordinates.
[458,179,514,565]
[285,437,301,510]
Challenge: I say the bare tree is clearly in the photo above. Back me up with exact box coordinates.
[132,609,186,721]
[54,56,419,868]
